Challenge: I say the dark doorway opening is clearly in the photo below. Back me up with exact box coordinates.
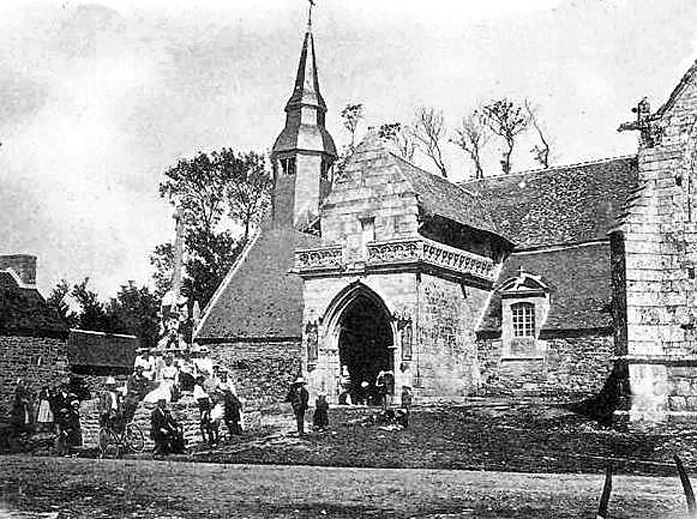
[338,293,393,405]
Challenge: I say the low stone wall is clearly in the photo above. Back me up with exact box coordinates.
[208,340,301,409]
[477,333,614,398]
[0,334,68,418]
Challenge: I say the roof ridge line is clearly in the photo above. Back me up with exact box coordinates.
[459,154,637,184]
[388,150,481,198]
[69,328,137,339]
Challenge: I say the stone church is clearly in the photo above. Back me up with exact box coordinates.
[196,16,697,425]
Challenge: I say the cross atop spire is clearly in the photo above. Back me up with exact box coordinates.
[307,0,315,29]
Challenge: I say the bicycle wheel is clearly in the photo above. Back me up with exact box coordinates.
[124,422,145,454]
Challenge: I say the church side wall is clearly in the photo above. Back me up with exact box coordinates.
[209,340,301,410]
[0,335,69,419]
[416,274,488,399]
[477,334,614,398]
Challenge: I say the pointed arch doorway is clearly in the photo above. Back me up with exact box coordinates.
[325,286,395,404]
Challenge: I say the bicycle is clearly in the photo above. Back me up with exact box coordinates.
[98,420,145,459]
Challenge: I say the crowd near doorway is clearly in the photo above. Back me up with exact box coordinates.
[337,293,394,405]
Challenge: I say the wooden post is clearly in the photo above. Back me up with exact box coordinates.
[596,462,612,519]
[675,454,697,518]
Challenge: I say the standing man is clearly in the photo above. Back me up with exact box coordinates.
[99,377,122,432]
[285,377,309,436]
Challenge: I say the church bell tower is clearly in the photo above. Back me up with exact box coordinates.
[271,7,337,230]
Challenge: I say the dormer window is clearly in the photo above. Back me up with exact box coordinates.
[498,267,550,358]
[512,302,535,337]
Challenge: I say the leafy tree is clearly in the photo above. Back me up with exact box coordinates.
[227,152,272,242]
[340,103,364,149]
[71,278,111,332]
[46,279,78,328]
[150,243,175,298]
[481,98,531,175]
[451,110,489,180]
[156,147,269,309]
[412,106,448,178]
[105,282,161,349]
[525,99,552,169]
[378,122,416,161]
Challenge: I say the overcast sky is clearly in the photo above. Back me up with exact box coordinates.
[1,0,696,297]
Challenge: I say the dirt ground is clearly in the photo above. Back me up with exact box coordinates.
[186,402,696,477]
[0,454,691,519]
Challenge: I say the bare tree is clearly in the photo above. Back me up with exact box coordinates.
[451,110,489,179]
[378,122,416,161]
[341,103,364,149]
[412,106,448,178]
[481,98,531,175]
[525,99,551,169]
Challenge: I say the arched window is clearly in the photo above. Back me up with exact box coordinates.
[511,302,535,337]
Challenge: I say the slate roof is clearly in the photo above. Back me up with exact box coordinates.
[464,156,639,249]
[67,329,138,370]
[0,271,68,337]
[393,153,502,238]
[196,224,321,341]
[478,242,613,335]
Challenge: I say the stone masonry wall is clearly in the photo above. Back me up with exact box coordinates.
[477,334,614,398]
[0,335,68,418]
[209,340,301,410]
[320,140,420,261]
[618,70,697,423]
[417,274,489,399]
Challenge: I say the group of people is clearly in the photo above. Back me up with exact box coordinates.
[10,377,88,455]
[109,347,246,453]
[284,364,415,436]
[337,363,413,409]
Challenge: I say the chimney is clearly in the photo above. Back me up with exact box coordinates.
[0,254,37,286]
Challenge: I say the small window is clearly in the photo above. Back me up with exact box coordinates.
[511,302,535,337]
[281,157,296,176]
[360,217,375,258]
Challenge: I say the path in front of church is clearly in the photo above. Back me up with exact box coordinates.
[0,454,688,518]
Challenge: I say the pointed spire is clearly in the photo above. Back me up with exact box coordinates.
[285,7,326,114]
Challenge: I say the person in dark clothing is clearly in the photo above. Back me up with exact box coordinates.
[312,393,329,431]
[150,399,184,455]
[123,366,150,423]
[223,390,243,437]
[285,377,309,436]
[56,400,82,456]
[11,380,33,437]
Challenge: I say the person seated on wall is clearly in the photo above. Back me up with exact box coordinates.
[100,377,124,433]
[123,365,149,423]
[222,388,243,438]
[160,353,180,401]
[192,345,214,378]
[176,350,197,393]
[150,398,184,455]
[134,348,157,381]
[56,400,82,456]
[216,369,236,395]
